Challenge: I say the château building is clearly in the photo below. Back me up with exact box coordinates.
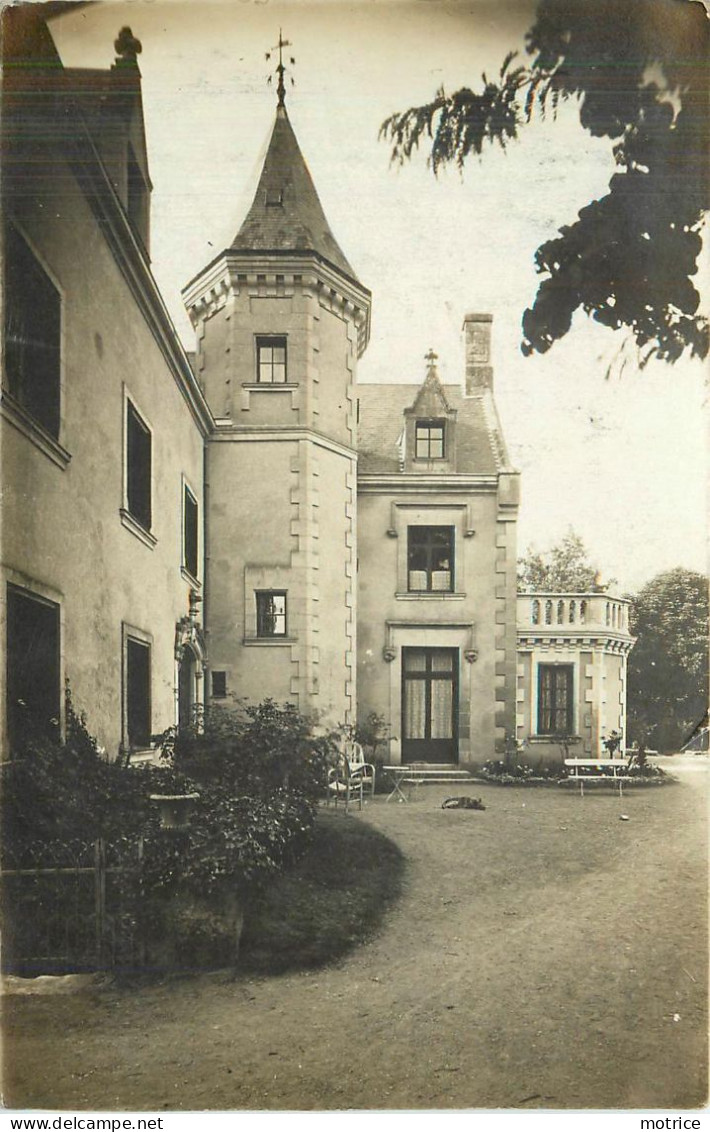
[1,11,631,766]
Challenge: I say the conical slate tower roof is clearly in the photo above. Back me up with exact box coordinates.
[231,105,359,283]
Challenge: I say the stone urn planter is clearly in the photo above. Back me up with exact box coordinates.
[149,792,200,830]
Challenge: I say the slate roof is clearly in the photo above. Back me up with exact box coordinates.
[231,106,359,284]
[357,383,508,476]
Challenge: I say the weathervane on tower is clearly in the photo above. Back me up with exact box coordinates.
[265,30,295,107]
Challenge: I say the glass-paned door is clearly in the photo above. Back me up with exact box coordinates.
[402,647,458,763]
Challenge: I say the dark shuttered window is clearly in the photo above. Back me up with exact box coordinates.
[184,485,198,578]
[212,671,227,699]
[126,401,152,531]
[4,224,61,437]
[6,585,61,749]
[126,637,151,749]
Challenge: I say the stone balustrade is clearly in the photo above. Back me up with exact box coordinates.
[517,592,632,634]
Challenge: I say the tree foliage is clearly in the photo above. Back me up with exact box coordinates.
[380,0,709,364]
[627,567,708,751]
[518,529,605,591]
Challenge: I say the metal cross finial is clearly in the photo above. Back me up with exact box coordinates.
[425,348,438,372]
[265,30,295,107]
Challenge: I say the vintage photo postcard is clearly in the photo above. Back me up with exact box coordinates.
[1,0,707,1118]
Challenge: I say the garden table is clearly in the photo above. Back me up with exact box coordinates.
[383,765,412,803]
[564,758,632,798]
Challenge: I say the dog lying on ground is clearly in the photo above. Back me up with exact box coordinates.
[441,796,486,810]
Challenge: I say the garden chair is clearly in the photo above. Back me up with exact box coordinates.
[344,739,376,799]
[326,741,376,812]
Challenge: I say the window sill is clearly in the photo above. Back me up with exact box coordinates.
[120,509,157,549]
[241,383,299,392]
[1,394,71,469]
[242,636,297,646]
[180,566,201,589]
[396,591,465,600]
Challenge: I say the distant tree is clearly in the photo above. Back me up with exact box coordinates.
[380,0,708,365]
[627,568,709,751]
[518,529,604,591]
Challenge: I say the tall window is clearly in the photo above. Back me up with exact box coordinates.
[256,591,287,637]
[256,336,287,383]
[125,636,151,749]
[183,484,198,579]
[211,671,227,699]
[126,400,152,531]
[537,664,574,736]
[3,224,61,437]
[6,585,60,749]
[415,420,445,460]
[407,526,454,592]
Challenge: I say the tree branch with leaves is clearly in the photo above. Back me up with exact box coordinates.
[380,0,709,364]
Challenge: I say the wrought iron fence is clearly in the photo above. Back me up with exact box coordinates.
[1,837,144,974]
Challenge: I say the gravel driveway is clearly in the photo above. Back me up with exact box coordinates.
[3,758,707,1111]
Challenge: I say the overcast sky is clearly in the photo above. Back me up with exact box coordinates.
[50,0,708,593]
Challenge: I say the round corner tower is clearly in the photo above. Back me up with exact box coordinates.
[182,97,371,726]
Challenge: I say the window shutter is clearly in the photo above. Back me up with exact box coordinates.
[127,403,152,530]
[184,487,198,577]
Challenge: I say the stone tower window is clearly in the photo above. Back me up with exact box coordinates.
[256,336,287,383]
[256,591,287,637]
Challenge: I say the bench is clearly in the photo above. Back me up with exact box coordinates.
[384,765,472,803]
[563,758,632,797]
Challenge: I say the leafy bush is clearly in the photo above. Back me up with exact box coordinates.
[159,699,334,800]
[1,692,156,867]
[479,758,563,784]
[2,692,341,971]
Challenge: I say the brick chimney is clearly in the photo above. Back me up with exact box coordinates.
[463,312,493,394]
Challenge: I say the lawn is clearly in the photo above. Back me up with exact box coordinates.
[240,810,405,973]
[3,760,707,1111]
